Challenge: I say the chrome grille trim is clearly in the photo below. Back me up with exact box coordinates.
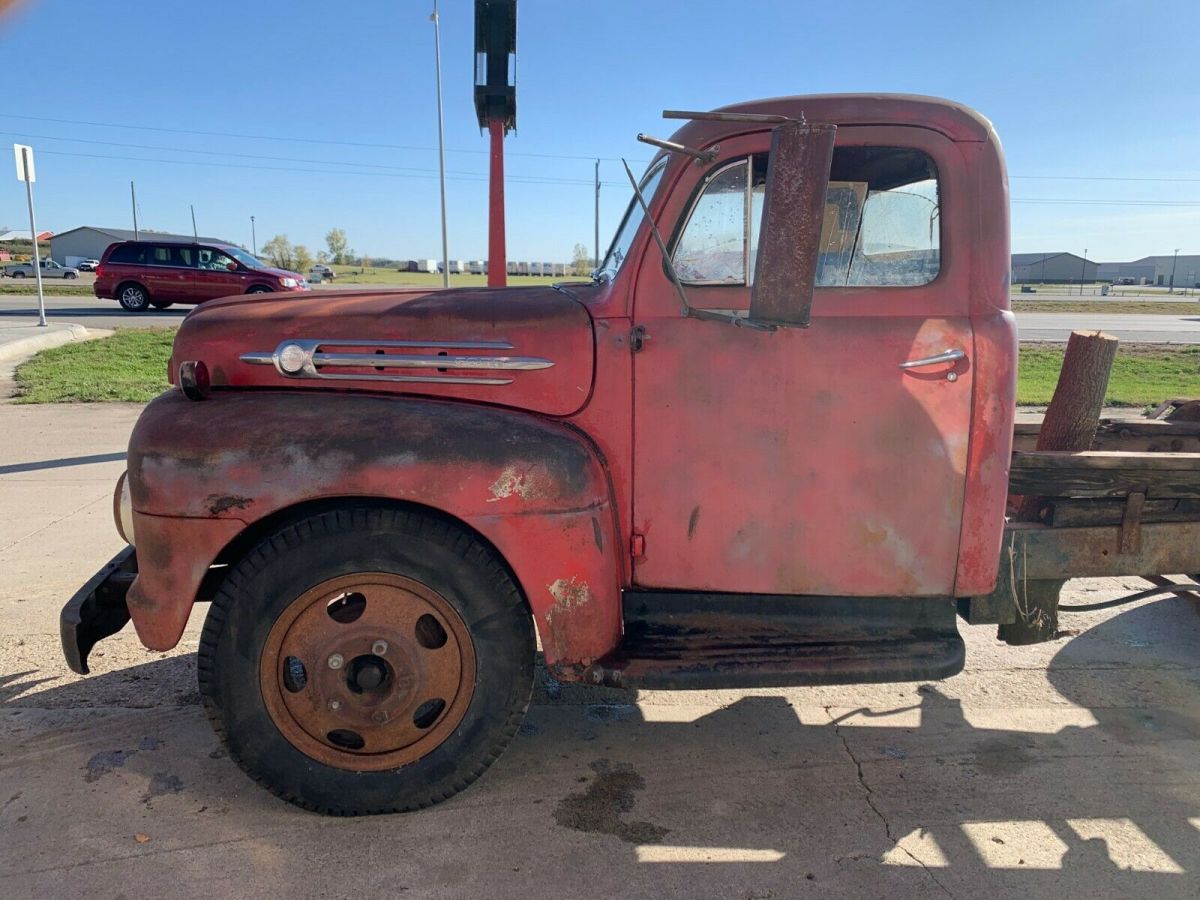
[239,338,552,387]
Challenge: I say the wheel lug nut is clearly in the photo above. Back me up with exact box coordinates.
[327,653,344,670]
[329,699,342,711]
[372,710,388,724]
[372,640,388,655]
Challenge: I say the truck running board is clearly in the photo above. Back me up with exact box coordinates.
[583,592,964,690]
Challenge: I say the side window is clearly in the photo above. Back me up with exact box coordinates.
[672,146,940,290]
[173,246,196,268]
[673,160,750,284]
[150,245,172,266]
[109,244,146,264]
[198,248,235,270]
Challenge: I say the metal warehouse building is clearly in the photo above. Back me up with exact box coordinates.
[50,226,229,266]
[1011,251,1098,284]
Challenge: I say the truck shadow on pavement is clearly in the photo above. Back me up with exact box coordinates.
[2,597,1199,896]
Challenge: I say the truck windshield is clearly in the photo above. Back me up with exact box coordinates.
[595,159,667,282]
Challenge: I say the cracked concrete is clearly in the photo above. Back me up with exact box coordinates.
[2,403,1200,899]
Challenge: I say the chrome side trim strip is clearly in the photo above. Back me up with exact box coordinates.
[312,352,552,371]
[238,338,551,387]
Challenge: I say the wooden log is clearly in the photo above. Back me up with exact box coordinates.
[1004,330,1118,643]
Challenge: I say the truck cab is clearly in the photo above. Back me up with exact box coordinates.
[62,94,1017,815]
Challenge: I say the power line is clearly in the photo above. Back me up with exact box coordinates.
[0,112,632,163]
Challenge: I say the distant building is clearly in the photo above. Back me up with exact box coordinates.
[1129,255,1200,289]
[1011,252,1098,284]
[0,229,52,242]
[49,226,229,265]
[1095,261,1156,284]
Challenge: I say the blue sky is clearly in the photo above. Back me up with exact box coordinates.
[1,0,1196,263]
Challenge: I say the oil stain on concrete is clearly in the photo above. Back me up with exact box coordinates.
[553,759,669,845]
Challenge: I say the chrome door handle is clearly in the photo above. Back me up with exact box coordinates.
[899,348,966,369]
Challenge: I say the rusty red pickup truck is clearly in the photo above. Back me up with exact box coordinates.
[63,94,1200,815]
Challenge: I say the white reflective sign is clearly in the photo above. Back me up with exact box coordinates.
[14,144,35,183]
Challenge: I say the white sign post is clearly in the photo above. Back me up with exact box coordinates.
[13,144,46,327]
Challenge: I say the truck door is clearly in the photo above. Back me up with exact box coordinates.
[631,126,974,597]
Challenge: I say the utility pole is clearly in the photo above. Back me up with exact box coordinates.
[1169,247,1180,293]
[250,215,257,256]
[130,181,139,239]
[190,205,198,240]
[431,0,450,289]
[1080,248,1087,296]
[594,159,601,269]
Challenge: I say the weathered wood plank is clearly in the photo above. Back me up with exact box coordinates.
[1045,497,1200,527]
[1009,451,1200,499]
[1013,418,1200,453]
[1002,521,1200,579]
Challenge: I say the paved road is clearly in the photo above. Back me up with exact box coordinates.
[1014,311,1200,343]
[1,402,1199,898]
[4,294,1200,342]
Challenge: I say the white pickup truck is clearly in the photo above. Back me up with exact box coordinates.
[0,259,79,279]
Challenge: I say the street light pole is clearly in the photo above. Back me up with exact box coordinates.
[1080,248,1088,296]
[251,215,257,256]
[431,0,450,289]
[1169,248,1180,294]
[594,159,600,269]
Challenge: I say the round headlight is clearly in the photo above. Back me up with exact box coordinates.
[278,343,307,374]
[113,471,136,546]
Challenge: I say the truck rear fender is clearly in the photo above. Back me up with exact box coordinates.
[125,391,623,668]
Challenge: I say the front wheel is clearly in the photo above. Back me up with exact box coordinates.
[247,285,272,294]
[64,272,78,280]
[198,506,534,814]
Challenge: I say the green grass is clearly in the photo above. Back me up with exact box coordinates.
[1013,299,1200,315]
[14,327,1200,409]
[325,264,585,288]
[14,329,175,403]
[0,280,95,296]
[1018,344,1200,407]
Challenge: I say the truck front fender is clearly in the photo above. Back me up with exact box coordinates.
[125,391,623,669]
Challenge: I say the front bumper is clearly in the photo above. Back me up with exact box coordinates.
[60,547,137,675]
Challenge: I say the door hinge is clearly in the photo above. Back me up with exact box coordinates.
[630,532,646,559]
[630,325,649,353]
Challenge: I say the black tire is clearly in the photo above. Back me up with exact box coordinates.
[198,506,535,815]
[65,271,78,280]
[12,271,25,279]
[150,300,173,310]
[117,282,150,312]
[247,285,273,294]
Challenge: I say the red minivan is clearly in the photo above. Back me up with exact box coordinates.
[94,240,309,311]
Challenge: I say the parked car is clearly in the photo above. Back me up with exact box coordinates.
[76,259,101,272]
[1,259,79,279]
[308,264,335,281]
[93,241,309,311]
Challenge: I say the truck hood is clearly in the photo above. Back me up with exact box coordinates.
[170,286,595,416]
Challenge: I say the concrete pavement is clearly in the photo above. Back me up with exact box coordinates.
[1,403,1199,899]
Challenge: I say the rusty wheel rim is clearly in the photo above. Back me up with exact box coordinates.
[259,572,476,771]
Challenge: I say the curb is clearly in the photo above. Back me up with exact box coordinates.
[0,324,91,366]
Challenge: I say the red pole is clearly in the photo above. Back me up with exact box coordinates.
[487,117,507,287]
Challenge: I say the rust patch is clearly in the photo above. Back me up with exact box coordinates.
[548,576,591,612]
[488,465,551,502]
[204,494,252,516]
[553,759,669,844]
[687,505,701,540]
